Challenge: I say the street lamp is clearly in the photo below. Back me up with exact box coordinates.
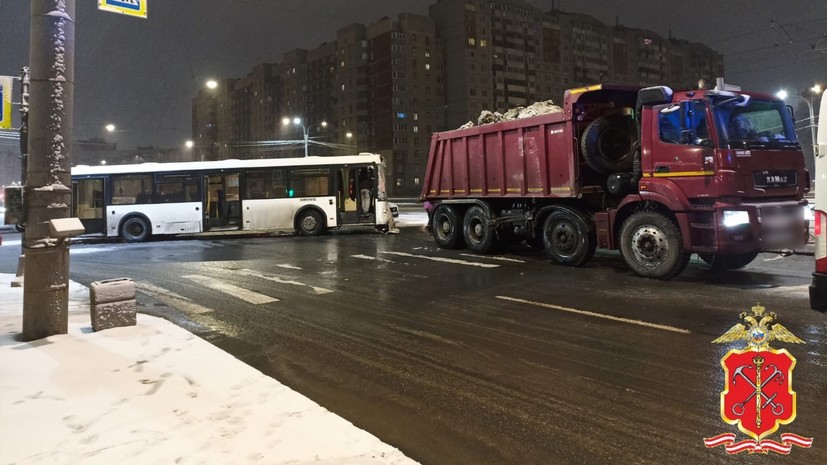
[282,117,327,157]
[205,80,218,90]
[777,85,823,157]
[105,123,116,133]
[185,140,194,149]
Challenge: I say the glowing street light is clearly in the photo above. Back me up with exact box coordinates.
[105,123,116,132]
[777,84,823,157]
[205,80,218,90]
[185,140,194,149]
[282,117,327,157]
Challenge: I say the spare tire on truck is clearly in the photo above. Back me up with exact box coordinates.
[580,115,637,175]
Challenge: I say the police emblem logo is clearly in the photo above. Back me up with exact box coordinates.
[704,304,813,454]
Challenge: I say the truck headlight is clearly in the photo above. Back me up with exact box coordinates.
[723,210,750,228]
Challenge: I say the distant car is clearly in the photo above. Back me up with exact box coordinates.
[389,202,399,218]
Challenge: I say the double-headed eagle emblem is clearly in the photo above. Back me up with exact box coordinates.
[704,303,813,454]
[712,304,804,350]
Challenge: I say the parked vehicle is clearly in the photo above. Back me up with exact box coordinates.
[420,80,809,279]
[71,153,392,241]
[810,92,827,311]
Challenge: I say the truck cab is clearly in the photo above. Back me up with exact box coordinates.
[634,82,809,267]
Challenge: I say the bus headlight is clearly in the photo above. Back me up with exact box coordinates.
[723,210,750,228]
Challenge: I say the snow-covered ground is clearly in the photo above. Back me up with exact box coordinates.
[0,274,418,465]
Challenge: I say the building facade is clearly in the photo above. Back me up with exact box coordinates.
[192,1,724,196]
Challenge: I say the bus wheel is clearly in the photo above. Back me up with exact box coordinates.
[542,210,596,266]
[463,206,497,253]
[620,211,690,279]
[296,209,325,236]
[432,205,465,249]
[121,216,150,242]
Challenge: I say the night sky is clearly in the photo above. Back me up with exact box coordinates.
[0,0,824,150]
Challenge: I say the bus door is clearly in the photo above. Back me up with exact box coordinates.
[204,173,241,230]
[336,166,375,224]
[72,177,105,234]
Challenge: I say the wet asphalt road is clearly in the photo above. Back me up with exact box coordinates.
[1,212,825,465]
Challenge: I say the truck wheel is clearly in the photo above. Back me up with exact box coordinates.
[432,205,465,249]
[463,206,497,253]
[296,209,326,236]
[699,251,759,271]
[121,216,151,242]
[581,115,636,175]
[620,211,690,279]
[542,210,596,266]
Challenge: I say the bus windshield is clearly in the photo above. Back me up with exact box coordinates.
[711,97,800,150]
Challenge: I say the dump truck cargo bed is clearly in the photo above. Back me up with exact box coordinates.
[421,111,578,200]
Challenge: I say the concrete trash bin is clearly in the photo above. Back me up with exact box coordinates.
[90,278,136,331]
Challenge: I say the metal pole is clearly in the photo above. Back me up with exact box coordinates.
[303,125,309,157]
[14,67,31,284]
[809,96,818,157]
[22,0,75,341]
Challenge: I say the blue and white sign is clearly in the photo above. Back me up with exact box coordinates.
[98,0,147,19]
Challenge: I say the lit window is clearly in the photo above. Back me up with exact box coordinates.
[425,63,430,70]
[468,37,476,46]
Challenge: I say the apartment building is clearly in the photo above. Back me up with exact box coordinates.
[192,0,723,194]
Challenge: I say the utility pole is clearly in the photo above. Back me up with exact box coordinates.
[22,0,75,341]
[12,68,31,287]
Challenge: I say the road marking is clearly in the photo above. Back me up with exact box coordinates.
[352,254,395,263]
[380,251,500,268]
[496,295,691,334]
[276,264,302,270]
[235,268,333,294]
[182,275,279,304]
[69,246,117,255]
[135,282,213,314]
[460,253,526,263]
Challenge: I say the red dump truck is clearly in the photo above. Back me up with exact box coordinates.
[420,81,809,279]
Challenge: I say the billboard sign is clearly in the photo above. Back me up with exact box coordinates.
[0,76,11,129]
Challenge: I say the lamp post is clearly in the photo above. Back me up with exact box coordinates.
[282,117,327,157]
[777,85,823,157]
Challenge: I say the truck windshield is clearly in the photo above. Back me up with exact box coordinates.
[711,98,799,150]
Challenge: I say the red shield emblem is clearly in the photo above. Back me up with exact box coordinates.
[704,304,813,454]
[721,349,796,441]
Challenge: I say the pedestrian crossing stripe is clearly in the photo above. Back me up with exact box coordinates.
[98,0,147,19]
[183,275,278,304]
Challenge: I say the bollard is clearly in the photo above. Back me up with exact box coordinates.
[90,277,136,331]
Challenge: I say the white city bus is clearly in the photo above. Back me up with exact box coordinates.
[810,94,827,311]
[71,153,392,242]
